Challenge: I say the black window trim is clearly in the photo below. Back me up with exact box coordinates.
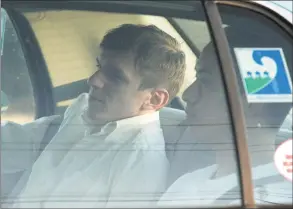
[1,1,205,20]
[2,7,55,119]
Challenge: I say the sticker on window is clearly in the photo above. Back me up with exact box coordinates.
[274,139,292,182]
[234,48,292,103]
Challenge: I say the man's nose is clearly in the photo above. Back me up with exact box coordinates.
[182,83,193,103]
[183,81,200,104]
[87,71,104,89]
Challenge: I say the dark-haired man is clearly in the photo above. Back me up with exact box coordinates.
[2,24,186,208]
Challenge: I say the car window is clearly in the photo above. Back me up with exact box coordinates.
[218,4,293,206]
[1,2,241,208]
[1,8,36,124]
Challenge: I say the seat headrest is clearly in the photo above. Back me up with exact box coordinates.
[159,107,186,126]
[159,107,187,154]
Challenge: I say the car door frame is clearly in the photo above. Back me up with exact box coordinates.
[214,0,293,207]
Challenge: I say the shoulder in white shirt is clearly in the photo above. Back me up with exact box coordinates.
[5,93,169,208]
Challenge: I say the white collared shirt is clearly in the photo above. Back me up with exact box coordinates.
[2,93,168,208]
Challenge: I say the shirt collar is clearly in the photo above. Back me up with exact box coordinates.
[115,111,160,129]
[82,109,160,135]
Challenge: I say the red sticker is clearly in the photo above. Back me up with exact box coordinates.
[274,139,292,182]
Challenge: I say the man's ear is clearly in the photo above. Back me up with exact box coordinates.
[142,89,169,111]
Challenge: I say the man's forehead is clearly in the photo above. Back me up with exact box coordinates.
[98,50,137,72]
[99,49,133,62]
[96,50,138,82]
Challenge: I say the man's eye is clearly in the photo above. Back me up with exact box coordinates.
[107,73,122,82]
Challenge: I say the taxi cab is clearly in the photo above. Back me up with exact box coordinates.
[1,0,292,208]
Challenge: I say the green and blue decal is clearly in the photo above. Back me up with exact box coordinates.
[234,48,292,103]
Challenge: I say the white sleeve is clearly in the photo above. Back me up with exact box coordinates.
[1,115,60,174]
[2,93,88,174]
[1,115,60,202]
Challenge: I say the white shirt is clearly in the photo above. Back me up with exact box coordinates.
[2,93,169,208]
[158,162,292,207]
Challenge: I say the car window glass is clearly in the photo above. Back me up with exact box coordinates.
[1,8,36,124]
[2,3,241,208]
[219,4,293,206]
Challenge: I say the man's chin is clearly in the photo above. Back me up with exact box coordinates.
[86,107,104,120]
